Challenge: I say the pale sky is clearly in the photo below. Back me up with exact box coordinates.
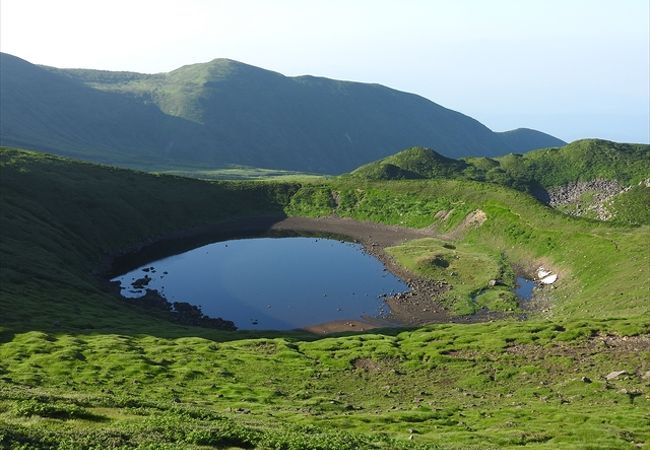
[1,0,648,143]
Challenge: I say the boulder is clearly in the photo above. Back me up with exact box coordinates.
[540,274,558,284]
[605,370,627,380]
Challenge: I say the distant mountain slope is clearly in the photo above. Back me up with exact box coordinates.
[0,52,564,173]
[495,128,566,152]
[0,53,214,167]
[351,139,650,224]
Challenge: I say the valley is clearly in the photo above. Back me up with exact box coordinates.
[1,1,648,447]
[0,145,648,449]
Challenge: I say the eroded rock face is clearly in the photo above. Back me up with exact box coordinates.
[547,179,622,207]
[545,179,623,221]
[539,178,649,222]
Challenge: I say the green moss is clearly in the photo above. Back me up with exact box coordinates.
[609,184,650,225]
[386,238,510,315]
[473,288,518,312]
[0,317,648,448]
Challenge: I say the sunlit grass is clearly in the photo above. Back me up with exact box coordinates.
[1,147,648,449]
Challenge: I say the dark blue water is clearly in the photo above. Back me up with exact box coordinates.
[111,237,408,330]
[515,276,536,300]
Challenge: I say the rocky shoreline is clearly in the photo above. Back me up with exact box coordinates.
[103,215,510,334]
[266,217,453,332]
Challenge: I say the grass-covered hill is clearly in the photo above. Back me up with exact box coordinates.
[350,146,470,180]
[0,52,564,174]
[1,148,649,449]
[489,139,649,188]
[353,139,649,187]
[351,139,650,224]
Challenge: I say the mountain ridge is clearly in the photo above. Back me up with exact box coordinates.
[1,52,565,173]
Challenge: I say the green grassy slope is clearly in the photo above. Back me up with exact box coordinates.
[286,180,649,319]
[0,54,214,168]
[352,147,469,180]
[607,184,650,225]
[0,148,298,335]
[0,52,564,173]
[2,318,648,449]
[1,148,649,449]
[494,139,649,187]
[353,140,649,188]
[351,140,650,225]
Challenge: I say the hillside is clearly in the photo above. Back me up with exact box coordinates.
[493,139,650,187]
[1,148,648,448]
[351,146,469,180]
[0,53,564,173]
[351,139,650,224]
[2,146,647,326]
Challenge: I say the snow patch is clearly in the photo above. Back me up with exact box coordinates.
[537,267,558,284]
[540,274,558,284]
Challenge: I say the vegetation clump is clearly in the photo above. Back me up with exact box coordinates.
[10,399,99,421]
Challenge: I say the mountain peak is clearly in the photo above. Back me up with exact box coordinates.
[352,146,469,179]
[168,57,284,82]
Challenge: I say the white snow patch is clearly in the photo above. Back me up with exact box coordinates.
[540,274,558,284]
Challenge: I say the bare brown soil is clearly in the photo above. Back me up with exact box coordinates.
[302,319,387,334]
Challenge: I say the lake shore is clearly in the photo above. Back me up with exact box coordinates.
[267,217,451,332]
[105,215,505,334]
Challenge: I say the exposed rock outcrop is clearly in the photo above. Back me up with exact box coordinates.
[546,179,622,220]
